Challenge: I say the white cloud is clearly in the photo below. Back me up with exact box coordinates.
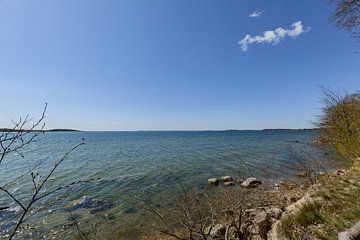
[238,21,311,51]
[249,10,265,18]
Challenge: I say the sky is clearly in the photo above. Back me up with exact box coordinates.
[0,0,359,131]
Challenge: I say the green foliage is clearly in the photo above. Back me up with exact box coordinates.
[280,170,360,239]
[318,88,360,163]
[280,202,326,239]
[294,202,326,227]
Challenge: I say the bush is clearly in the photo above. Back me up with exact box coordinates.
[317,88,360,164]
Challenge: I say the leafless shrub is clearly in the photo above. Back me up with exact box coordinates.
[0,106,85,239]
[286,147,328,186]
[329,0,360,39]
[0,104,47,165]
[67,209,105,240]
[138,168,271,240]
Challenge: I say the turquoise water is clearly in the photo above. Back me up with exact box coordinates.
[0,130,330,239]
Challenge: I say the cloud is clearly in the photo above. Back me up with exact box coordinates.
[249,10,265,18]
[238,21,311,51]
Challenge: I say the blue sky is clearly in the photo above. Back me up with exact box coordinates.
[0,0,359,130]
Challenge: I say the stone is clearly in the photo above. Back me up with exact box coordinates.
[253,211,271,239]
[209,224,226,239]
[204,226,212,235]
[267,207,283,219]
[208,178,219,186]
[237,179,244,184]
[336,169,346,175]
[297,171,307,177]
[224,181,235,187]
[241,177,262,188]
[221,176,233,182]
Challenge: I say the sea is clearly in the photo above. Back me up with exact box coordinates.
[0,130,338,239]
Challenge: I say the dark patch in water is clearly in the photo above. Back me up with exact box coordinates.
[0,207,21,218]
[0,220,16,231]
[67,213,81,221]
[65,197,115,214]
[123,207,138,214]
[89,202,115,214]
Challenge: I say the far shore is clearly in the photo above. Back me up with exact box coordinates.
[0,128,80,132]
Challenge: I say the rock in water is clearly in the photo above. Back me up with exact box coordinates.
[241,177,262,188]
[65,196,92,211]
[208,178,220,186]
[221,176,233,182]
[209,224,226,239]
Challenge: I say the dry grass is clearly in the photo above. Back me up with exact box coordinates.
[279,169,360,240]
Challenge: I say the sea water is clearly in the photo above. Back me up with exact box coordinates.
[0,130,333,239]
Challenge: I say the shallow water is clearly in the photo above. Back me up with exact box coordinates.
[0,130,333,239]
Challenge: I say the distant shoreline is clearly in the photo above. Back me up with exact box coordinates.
[261,128,318,132]
[0,128,80,132]
[0,128,319,133]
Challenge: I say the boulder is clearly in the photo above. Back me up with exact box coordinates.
[224,181,235,187]
[221,176,233,182]
[208,178,220,186]
[209,224,226,239]
[241,178,262,188]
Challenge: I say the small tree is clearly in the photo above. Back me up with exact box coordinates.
[317,88,360,163]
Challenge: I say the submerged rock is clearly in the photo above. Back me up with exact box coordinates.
[241,178,262,188]
[65,196,115,214]
[208,178,220,186]
[123,207,138,214]
[89,202,115,215]
[65,196,92,211]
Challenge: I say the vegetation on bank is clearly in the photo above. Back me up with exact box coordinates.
[276,88,360,240]
[317,89,360,164]
[279,168,360,239]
